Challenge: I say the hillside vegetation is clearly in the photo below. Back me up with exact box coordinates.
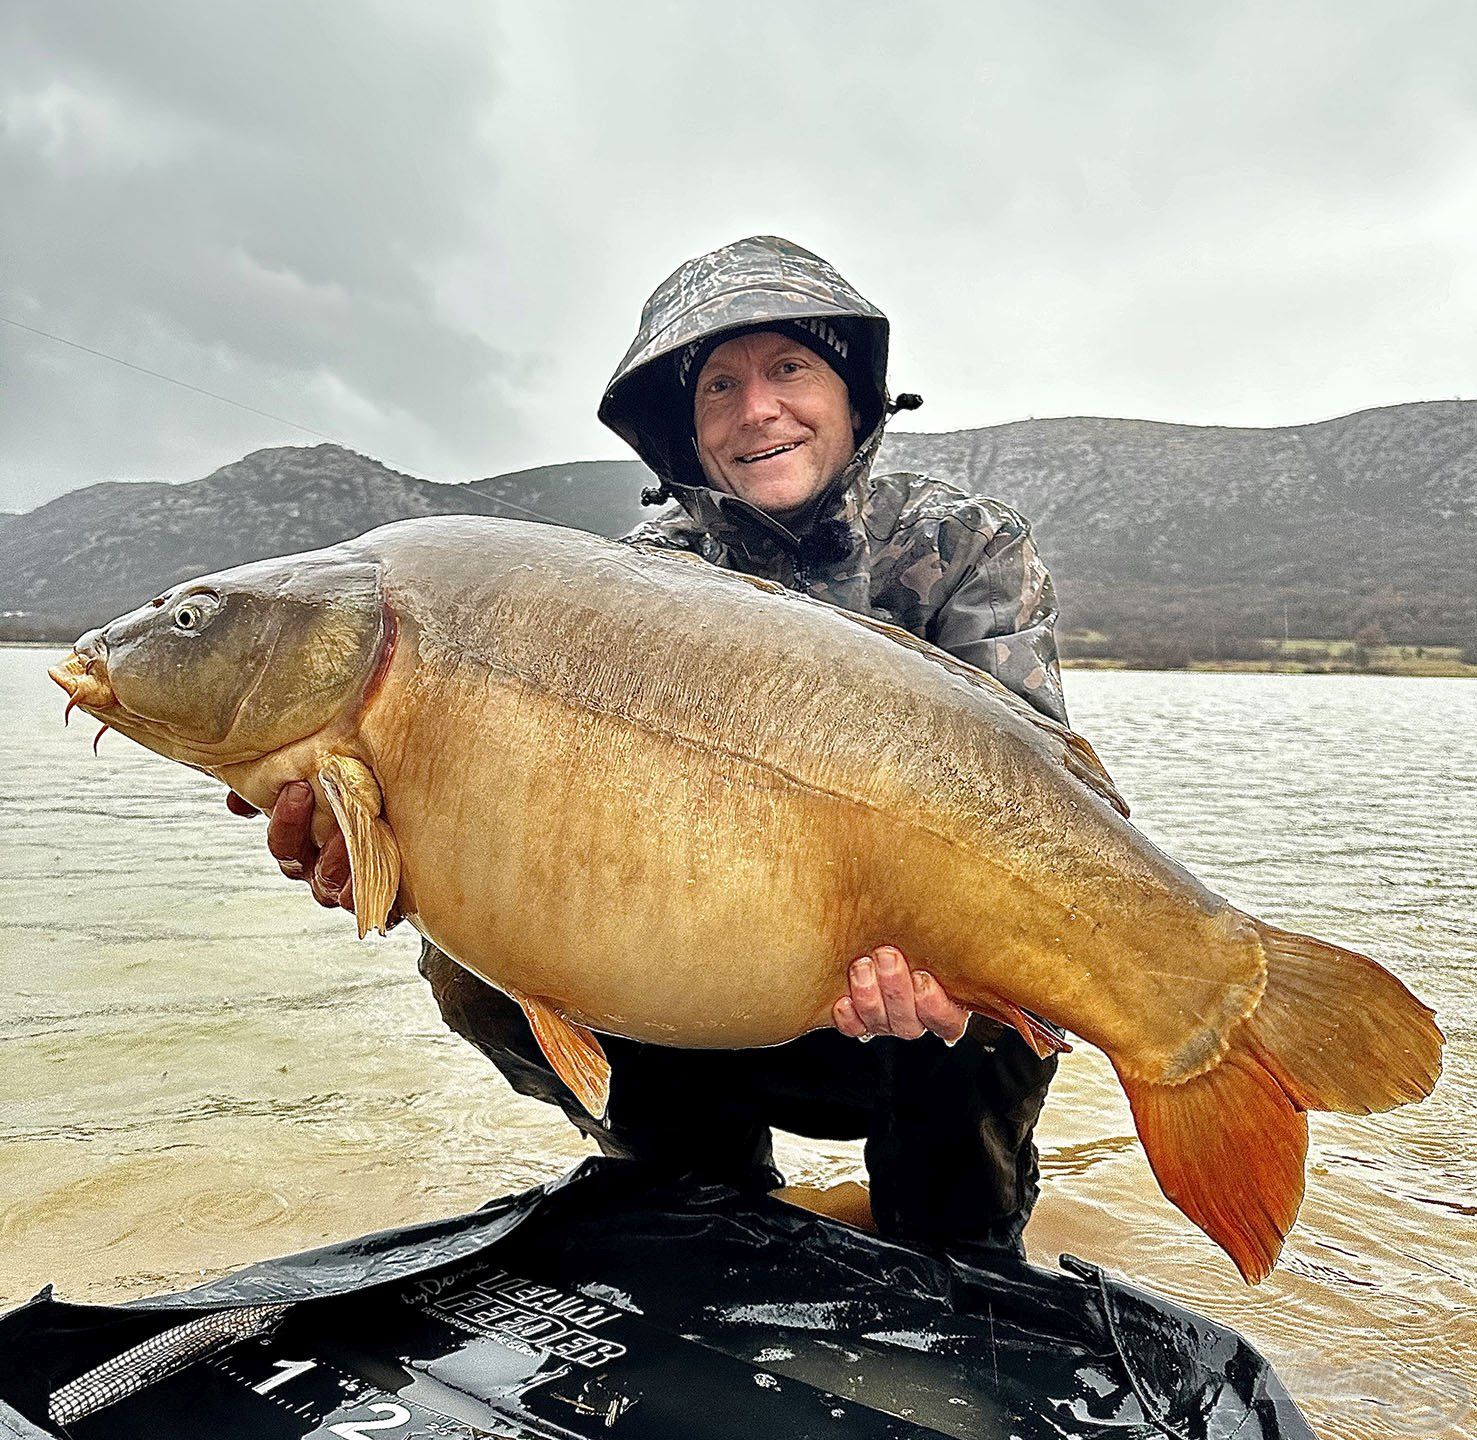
[4,401,1472,670]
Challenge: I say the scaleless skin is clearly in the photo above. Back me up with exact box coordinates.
[332,521,1240,1063]
[233,790,968,1044]
[51,516,1442,1282]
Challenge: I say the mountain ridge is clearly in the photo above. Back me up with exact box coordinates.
[3,401,1472,659]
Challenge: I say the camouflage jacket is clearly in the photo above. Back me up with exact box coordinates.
[623,455,1068,727]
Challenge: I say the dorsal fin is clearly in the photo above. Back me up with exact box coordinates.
[632,546,1130,819]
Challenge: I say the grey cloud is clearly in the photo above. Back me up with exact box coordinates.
[2,1,530,507]
[3,1,1476,510]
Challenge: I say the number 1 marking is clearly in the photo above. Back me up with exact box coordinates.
[252,1358,319,1395]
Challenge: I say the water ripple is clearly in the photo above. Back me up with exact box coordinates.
[3,654,1475,1440]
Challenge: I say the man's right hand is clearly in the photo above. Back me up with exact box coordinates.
[227,782,355,914]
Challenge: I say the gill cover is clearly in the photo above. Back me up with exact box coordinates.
[98,551,384,757]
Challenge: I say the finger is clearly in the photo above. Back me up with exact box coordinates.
[267,782,318,877]
[308,863,342,908]
[309,831,351,910]
[873,945,926,1039]
[317,830,351,893]
[913,971,970,1045]
[832,996,869,1039]
[848,956,889,1034]
[225,791,260,818]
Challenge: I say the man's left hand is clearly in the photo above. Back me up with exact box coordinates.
[832,945,969,1044]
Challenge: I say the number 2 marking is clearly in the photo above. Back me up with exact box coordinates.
[252,1358,318,1395]
[328,1402,413,1437]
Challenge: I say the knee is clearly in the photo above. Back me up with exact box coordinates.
[419,942,511,1033]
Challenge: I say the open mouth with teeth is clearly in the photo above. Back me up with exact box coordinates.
[735,440,804,465]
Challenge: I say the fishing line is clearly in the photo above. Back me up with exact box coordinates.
[1,312,575,529]
[1,314,339,442]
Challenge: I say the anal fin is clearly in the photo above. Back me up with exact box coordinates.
[968,993,1073,1059]
[317,753,401,939]
[514,993,611,1119]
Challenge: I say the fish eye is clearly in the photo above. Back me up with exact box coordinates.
[172,592,220,634]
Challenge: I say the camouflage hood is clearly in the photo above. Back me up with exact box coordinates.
[598,236,894,495]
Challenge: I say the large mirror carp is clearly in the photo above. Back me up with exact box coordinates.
[49,516,1443,1283]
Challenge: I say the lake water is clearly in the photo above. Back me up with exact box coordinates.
[2,646,1472,1439]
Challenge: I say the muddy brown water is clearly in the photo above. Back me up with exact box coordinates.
[2,648,1472,1438]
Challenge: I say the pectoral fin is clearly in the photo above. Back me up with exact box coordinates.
[513,992,611,1119]
[317,753,401,939]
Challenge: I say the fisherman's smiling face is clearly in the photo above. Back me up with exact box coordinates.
[692,329,861,521]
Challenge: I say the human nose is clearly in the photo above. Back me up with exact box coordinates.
[736,376,784,427]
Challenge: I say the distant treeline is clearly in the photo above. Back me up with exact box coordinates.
[8,399,1476,663]
[1058,580,1473,666]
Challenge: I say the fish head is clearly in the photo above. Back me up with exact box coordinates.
[48,548,387,769]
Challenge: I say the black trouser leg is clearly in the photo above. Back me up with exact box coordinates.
[419,940,1055,1251]
[418,941,780,1190]
[864,1018,1058,1256]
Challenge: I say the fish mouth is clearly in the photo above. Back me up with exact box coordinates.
[48,646,261,766]
[49,649,119,734]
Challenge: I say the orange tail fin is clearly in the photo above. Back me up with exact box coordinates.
[1242,921,1443,1115]
[1116,1044,1308,1284]
[1117,920,1443,1284]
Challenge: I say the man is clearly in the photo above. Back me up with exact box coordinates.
[243,236,1066,1254]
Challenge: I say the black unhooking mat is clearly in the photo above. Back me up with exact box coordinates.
[0,1159,1313,1439]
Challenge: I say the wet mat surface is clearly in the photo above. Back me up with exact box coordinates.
[2,1161,1312,1438]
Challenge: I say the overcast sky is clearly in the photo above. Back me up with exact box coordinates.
[2,1,1473,512]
